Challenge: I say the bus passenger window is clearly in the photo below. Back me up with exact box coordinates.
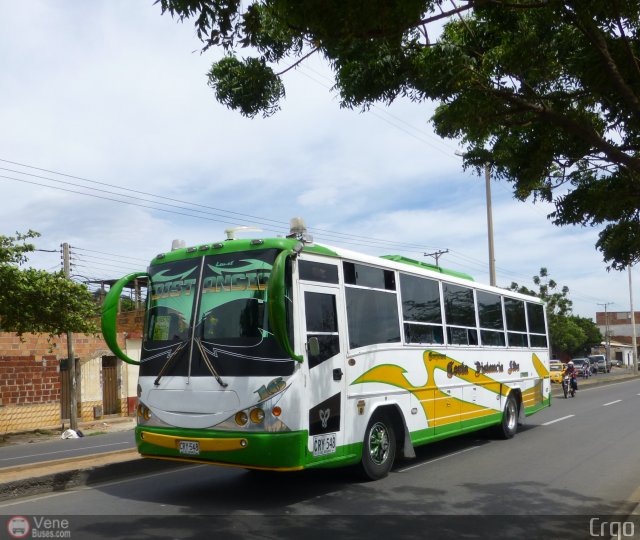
[504,298,527,347]
[477,291,506,347]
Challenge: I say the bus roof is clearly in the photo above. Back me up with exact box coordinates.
[380,255,474,281]
[150,236,542,304]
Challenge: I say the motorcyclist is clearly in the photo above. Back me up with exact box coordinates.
[563,360,578,391]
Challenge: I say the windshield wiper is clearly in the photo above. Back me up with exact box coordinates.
[195,338,228,388]
[154,341,188,386]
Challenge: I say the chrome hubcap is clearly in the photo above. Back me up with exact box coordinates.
[368,422,390,465]
[506,401,517,431]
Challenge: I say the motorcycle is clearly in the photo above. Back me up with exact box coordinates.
[562,375,576,398]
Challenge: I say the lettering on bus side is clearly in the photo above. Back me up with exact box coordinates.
[474,362,505,376]
[447,361,469,378]
[309,393,341,435]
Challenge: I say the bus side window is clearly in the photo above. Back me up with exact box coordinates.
[399,273,444,345]
[504,298,527,347]
[443,283,478,346]
[477,291,506,347]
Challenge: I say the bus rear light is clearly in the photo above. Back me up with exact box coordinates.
[249,408,265,424]
[235,412,249,426]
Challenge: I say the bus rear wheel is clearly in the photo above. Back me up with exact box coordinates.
[494,393,518,440]
[358,413,396,481]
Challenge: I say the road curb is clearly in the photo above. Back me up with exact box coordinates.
[0,452,185,502]
[550,372,639,397]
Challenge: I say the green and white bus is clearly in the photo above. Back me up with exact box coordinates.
[102,219,550,480]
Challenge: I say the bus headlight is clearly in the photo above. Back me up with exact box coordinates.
[137,403,152,422]
[249,408,265,424]
[235,411,249,426]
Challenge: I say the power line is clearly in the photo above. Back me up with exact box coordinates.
[72,246,150,263]
[0,168,448,253]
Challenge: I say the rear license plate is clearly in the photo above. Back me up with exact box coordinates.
[179,440,200,455]
[312,433,337,456]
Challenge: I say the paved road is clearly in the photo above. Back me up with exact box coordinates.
[2,378,640,539]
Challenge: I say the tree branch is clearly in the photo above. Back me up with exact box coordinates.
[565,1,640,116]
[275,47,319,76]
[612,0,640,85]
[490,88,640,174]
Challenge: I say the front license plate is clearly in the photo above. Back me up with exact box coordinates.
[312,433,337,457]
[179,440,200,456]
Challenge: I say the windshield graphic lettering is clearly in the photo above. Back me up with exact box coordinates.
[203,259,272,293]
[151,278,197,299]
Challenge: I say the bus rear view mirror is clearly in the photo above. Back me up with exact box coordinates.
[308,337,320,357]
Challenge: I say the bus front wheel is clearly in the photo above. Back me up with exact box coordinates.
[358,413,396,481]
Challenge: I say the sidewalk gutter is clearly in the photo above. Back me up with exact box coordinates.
[0,450,185,502]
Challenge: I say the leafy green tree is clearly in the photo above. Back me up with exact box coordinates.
[0,231,98,336]
[156,0,640,268]
[509,267,602,357]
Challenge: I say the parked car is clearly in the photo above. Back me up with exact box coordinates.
[589,355,611,373]
[571,358,592,377]
[611,358,622,368]
[549,360,564,383]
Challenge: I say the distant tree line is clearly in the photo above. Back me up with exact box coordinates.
[508,267,602,359]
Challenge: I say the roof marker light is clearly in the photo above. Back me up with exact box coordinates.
[171,239,186,251]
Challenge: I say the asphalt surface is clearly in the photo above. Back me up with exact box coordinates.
[1,368,637,502]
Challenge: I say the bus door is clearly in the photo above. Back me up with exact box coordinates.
[300,283,346,460]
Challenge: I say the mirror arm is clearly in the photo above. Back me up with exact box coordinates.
[268,250,303,362]
[101,271,148,366]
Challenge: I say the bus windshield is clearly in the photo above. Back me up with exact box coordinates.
[141,248,294,378]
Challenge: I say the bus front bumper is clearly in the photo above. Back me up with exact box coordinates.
[136,426,307,470]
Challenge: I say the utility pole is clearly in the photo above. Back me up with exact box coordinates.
[62,243,78,431]
[485,163,496,287]
[455,151,497,286]
[424,249,449,267]
[597,302,613,366]
[629,264,638,372]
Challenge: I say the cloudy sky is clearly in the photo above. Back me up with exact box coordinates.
[1,1,635,319]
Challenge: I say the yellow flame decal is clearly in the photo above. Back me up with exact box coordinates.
[353,351,511,427]
[532,353,549,378]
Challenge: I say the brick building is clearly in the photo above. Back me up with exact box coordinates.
[594,310,640,366]
[0,310,143,433]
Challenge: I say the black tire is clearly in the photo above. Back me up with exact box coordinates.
[358,413,396,481]
[563,381,568,399]
[495,394,518,439]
